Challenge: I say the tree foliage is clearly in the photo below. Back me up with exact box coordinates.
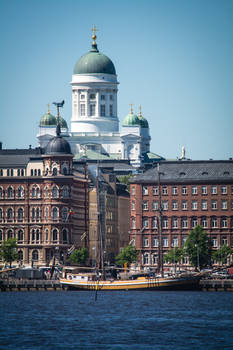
[185,226,211,270]
[164,247,184,264]
[115,245,139,266]
[212,245,232,265]
[117,175,132,191]
[68,248,89,265]
[0,238,18,267]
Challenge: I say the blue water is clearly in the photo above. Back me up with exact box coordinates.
[0,291,233,350]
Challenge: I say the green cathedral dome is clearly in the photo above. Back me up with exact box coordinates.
[123,111,140,127]
[73,43,116,75]
[40,107,68,128]
[138,115,149,128]
[57,116,68,129]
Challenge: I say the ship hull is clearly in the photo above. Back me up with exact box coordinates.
[60,276,201,291]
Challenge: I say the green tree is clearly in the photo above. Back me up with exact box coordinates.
[68,248,89,265]
[163,247,184,274]
[117,175,132,191]
[212,245,232,266]
[185,226,211,271]
[0,238,18,267]
[115,245,139,267]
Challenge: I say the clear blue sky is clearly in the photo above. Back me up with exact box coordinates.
[0,0,232,160]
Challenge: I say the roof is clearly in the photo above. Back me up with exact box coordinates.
[131,160,233,184]
[0,148,43,167]
[45,135,72,155]
[73,44,116,75]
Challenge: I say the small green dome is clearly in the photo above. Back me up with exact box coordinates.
[57,116,68,129]
[40,111,57,126]
[123,112,140,127]
[73,44,116,75]
[138,116,149,128]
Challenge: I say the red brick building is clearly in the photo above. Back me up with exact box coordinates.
[129,160,233,268]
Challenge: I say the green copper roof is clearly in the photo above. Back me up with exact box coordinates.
[122,113,140,127]
[57,116,68,129]
[138,116,149,128]
[73,44,116,75]
[40,112,57,126]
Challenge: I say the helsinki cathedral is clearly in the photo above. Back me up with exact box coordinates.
[37,28,162,167]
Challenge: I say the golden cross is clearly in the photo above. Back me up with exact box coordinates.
[138,105,142,117]
[91,25,98,44]
[129,104,133,114]
[47,103,50,113]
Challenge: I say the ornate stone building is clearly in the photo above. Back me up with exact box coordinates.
[129,160,233,268]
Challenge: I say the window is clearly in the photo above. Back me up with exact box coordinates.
[36,207,40,219]
[90,104,96,116]
[80,104,85,116]
[7,230,13,239]
[142,186,148,195]
[222,200,227,210]
[63,167,68,175]
[191,217,198,228]
[109,104,113,116]
[31,169,33,176]
[153,186,158,195]
[192,186,197,195]
[163,237,168,247]
[221,186,227,194]
[132,217,136,229]
[211,217,218,228]
[45,207,49,220]
[131,187,135,196]
[202,200,207,210]
[101,95,105,100]
[202,186,207,195]
[172,201,178,210]
[182,201,187,210]
[62,186,69,198]
[18,208,23,220]
[172,237,178,247]
[153,237,159,247]
[7,208,13,220]
[18,250,23,260]
[172,217,178,228]
[32,186,40,198]
[162,186,167,195]
[162,201,168,210]
[52,167,57,176]
[7,187,13,198]
[11,169,13,176]
[143,254,149,265]
[34,169,37,176]
[142,201,148,210]
[100,105,106,117]
[0,187,3,198]
[201,217,208,228]
[52,186,59,198]
[62,229,68,243]
[162,217,168,229]
[0,229,4,240]
[0,169,3,176]
[32,250,38,261]
[17,169,20,176]
[18,186,24,198]
[182,236,187,245]
[18,229,24,242]
[142,217,149,228]
[52,229,58,241]
[143,237,149,247]
[212,237,218,248]
[80,94,85,100]
[62,207,69,221]
[44,187,49,198]
[212,200,217,210]
[211,186,217,194]
[52,207,58,220]
[182,186,187,195]
[45,229,49,241]
[152,217,157,228]
[0,208,2,220]
[152,201,158,210]
[90,93,96,100]
[32,207,36,219]
[21,169,24,176]
[182,217,188,228]
[110,95,113,100]
[172,186,177,195]
[221,217,228,228]
[192,201,198,210]
[221,237,228,246]
[131,201,135,210]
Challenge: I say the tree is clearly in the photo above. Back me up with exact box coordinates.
[185,226,211,271]
[212,245,232,266]
[115,245,139,267]
[163,247,184,274]
[68,248,89,265]
[0,238,18,267]
[117,175,132,191]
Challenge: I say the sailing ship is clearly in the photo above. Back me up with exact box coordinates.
[60,164,201,291]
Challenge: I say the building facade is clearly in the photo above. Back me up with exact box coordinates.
[129,160,233,268]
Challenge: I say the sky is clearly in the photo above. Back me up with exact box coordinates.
[0,0,233,160]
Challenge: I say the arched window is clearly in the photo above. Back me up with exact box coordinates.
[52,229,58,241]
[36,229,40,241]
[52,207,58,220]
[18,230,24,242]
[62,229,68,243]
[7,229,13,239]
[36,207,40,218]
[52,167,58,176]
[0,187,3,198]
[18,250,23,261]
[36,187,40,198]
[143,253,149,265]
[63,167,68,175]
[32,207,36,219]
[18,186,24,198]
[7,187,13,198]
[62,186,69,198]
[18,208,23,220]
[34,169,37,176]
[45,229,49,241]
[32,229,35,241]
[32,187,36,198]
[61,207,69,221]
[0,208,3,220]
[32,250,38,261]
[7,208,13,220]
[21,169,24,176]
[44,186,49,198]
[52,186,59,198]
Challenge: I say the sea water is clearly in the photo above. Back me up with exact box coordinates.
[0,291,233,350]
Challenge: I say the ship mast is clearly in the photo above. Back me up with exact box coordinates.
[157,163,164,277]
[96,163,105,279]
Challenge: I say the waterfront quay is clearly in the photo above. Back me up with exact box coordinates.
[1,278,233,292]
